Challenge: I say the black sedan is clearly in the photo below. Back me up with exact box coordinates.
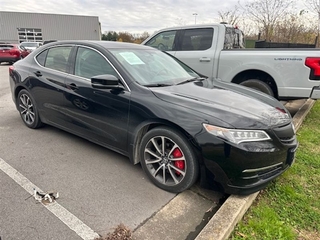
[9,41,297,194]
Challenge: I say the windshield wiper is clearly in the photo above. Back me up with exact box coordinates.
[143,83,172,87]
[176,77,206,85]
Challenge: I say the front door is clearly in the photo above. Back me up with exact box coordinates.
[62,46,131,153]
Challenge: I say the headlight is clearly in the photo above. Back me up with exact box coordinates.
[203,124,271,144]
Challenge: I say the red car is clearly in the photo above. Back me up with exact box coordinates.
[0,44,30,64]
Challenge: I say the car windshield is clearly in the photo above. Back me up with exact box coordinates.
[21,42,38,47]
[109,48,201,86]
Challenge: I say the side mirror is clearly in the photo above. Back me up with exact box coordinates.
[91,74,124,90]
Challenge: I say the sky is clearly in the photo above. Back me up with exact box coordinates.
[0,0,241,34]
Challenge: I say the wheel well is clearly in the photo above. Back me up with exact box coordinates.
[132,122,200,165]
[231,70,278,98]
[14,86,26,107]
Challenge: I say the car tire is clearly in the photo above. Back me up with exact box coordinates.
[139,126,199,193]
[240,79,274,97]
[17,89,43,129]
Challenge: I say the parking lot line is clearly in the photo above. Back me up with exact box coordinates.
[0,157,100,240]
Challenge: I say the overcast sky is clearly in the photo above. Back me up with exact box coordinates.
[0,0,241,34]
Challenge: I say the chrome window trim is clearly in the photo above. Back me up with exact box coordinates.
[33,44,131,92]
[33,44,74,74]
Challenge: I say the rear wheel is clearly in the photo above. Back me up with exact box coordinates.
[240,79,274,97]
[139,127,199,193]
[17,89,43,129]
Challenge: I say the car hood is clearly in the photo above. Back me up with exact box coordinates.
[150,81,291,129]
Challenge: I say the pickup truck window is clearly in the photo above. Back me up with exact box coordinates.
[144,30,177,51]
[180,28,213,51]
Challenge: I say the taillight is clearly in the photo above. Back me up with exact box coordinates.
[9,66,14,75]
[305,57,320,80]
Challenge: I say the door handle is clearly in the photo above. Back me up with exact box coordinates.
[67,83,78,90]
[199,57,211,62]
[34,71,42,77]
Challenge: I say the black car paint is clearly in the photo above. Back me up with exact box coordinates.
[9,41,297,194]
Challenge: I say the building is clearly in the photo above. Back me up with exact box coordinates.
[0,11,101,43]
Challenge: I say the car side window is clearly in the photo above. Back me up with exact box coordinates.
[75,47,118,79]
[144,30,177,51]
[43,46,72,73]
[36,50,48,66]
[179,28,213,51]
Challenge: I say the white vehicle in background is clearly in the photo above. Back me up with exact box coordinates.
[20,42,43,52]
[142,23,320,100]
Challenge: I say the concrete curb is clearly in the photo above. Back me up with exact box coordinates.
[195,99,316,240]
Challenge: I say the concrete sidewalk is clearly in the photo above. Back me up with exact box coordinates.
[195,99,316,240]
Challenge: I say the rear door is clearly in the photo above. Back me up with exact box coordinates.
[29,45,73,125]
[174,27,216,77]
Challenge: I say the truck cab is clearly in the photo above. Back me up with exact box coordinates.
[142,24,243,78]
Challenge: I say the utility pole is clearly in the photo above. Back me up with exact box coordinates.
[193,13,198,24]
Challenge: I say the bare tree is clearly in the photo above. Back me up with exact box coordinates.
[218,5,241,25]
[242,0,293,41]
[305,0,320,38]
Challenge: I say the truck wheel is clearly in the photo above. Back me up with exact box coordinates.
[240,79,274,97]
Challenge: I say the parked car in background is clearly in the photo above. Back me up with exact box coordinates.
[142,23,320,100]
[20,41,43,52]
[9,41,297,194]
[0,43,30,64]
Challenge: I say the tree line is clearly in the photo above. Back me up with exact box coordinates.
[219,0,320,45]
[101,31,149,44]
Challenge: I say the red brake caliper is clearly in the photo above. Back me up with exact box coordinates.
[172,148,184,175]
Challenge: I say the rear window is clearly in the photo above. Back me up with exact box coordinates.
[179,28,213,51]
[0,45,14,50]
[21,42,39,47]
[224,27,245,49]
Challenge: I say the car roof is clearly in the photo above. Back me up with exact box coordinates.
[45,40,154,50]
[0,43,18,46]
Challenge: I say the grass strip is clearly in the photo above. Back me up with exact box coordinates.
[230,100,320,240]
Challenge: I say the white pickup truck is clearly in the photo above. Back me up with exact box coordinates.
[142,23,320,100]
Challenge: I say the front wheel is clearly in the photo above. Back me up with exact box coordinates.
[240,79,274,97]
[17,89,43,129]
[139,127,199,193]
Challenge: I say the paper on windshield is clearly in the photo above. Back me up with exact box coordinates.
[119,52,145,65]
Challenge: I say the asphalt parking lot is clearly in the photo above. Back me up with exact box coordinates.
[0,63,224,240]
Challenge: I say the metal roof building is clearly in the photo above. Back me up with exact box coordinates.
[0,11,101,43]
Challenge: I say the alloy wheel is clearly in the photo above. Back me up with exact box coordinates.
[19,93,35,125]
[144,136,187,186]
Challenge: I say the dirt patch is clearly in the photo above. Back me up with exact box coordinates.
[296,229,320,240]
[96,224,132,240]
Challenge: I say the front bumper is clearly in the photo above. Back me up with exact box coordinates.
[196,123,298,195]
